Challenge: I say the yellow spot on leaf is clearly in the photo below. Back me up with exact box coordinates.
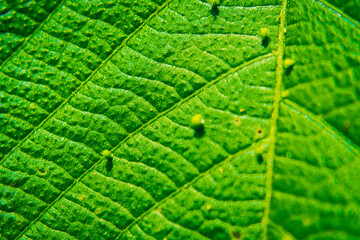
[101,150,111,158]
[283,58,296,68]
[282,90,289,98]
[282,234,295,240]
[191,114,204,128]
[302,217,312,227]
[344,120,351,131]
[254,146,264,155]
[261,27,270,38]
[209,0,220,4]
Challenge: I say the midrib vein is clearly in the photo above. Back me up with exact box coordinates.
[0,0,174,166]
[12,52,274,240]
[262,0,287,239]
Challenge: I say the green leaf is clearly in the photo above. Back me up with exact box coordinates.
[0,0,359,239]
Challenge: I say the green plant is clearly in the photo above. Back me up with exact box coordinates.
[1,0,359,239]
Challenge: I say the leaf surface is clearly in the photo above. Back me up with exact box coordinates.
[0,0,359,239]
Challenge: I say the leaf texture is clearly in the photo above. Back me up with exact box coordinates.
[0,0,359,239]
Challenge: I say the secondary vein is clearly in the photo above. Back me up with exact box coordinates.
[0,0,174,166]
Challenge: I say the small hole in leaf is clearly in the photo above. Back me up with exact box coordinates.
[254,129,264,140]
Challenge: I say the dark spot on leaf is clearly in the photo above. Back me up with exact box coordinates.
[285,65,294,75]
[211,4,219,16]
[257,154,264,164]
[106,158,113,171]
[262,36,270,47]
[232,231,241,239]
[194,124,205,138]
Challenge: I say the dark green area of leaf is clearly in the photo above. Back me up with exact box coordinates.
[0,0,359,240]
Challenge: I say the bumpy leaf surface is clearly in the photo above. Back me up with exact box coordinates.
[0,0,359,239]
